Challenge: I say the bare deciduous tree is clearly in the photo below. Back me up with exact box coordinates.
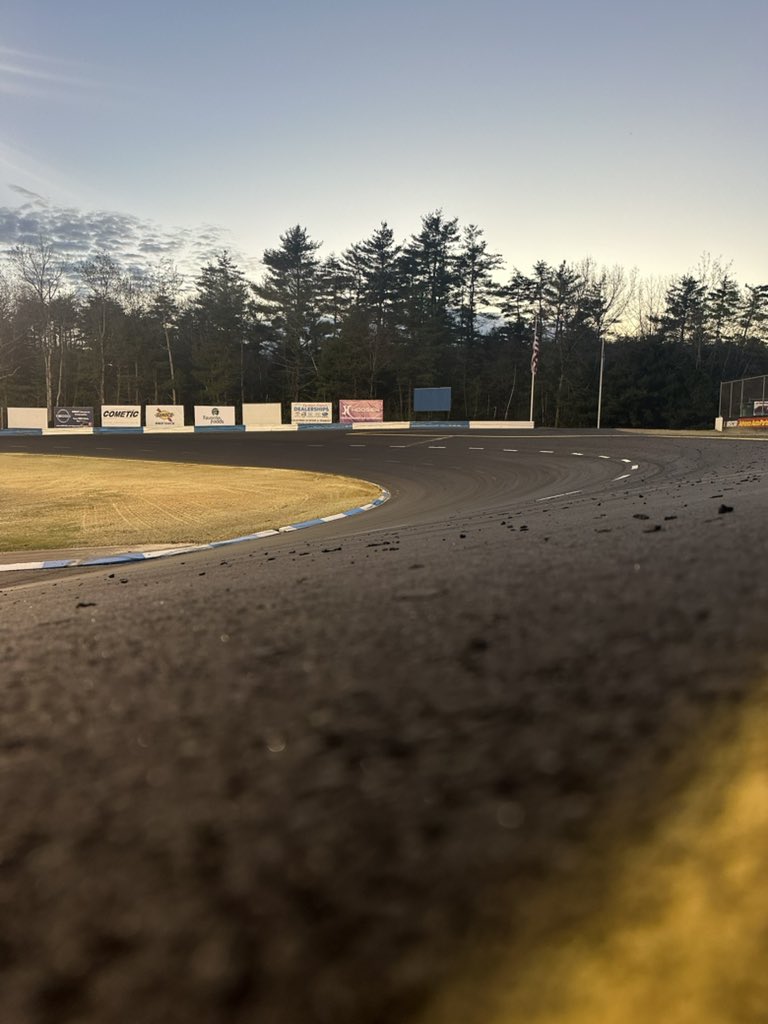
[9,237,64,413]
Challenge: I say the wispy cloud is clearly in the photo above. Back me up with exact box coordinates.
[0,45,100,101]
[8,183,47,204]
[0,198,252,286]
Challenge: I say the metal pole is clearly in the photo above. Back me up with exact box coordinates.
[529,369,535,423]
[529,314,538,425]
[596,333,605,429]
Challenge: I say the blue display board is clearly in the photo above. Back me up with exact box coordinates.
[413,387,452,413]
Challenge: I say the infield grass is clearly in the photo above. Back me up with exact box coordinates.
[0,454,381,552]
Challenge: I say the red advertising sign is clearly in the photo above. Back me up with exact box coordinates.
[339,399,384,424]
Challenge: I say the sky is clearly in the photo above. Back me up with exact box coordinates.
[1,0,766,286]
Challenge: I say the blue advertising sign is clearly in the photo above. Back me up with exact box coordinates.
[413,387,452,412]
[54,407,94,427]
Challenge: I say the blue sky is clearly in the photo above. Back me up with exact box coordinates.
[1,0,766,284]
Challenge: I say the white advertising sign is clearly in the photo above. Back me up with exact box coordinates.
[101,404,142,427]
[291,402,332,424]
[194,405,236,426]
[7,407,48,429]
[146,405,185,428]
[242,403,283,426]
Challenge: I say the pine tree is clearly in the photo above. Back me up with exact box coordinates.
[255,226,324,402]
[189,251,256,404]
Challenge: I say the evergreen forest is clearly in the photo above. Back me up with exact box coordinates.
[2,212,766,427]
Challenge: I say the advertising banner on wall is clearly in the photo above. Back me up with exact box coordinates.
[7,408,48,429]
[101,405,141,427]
[54,407,94,428]
[242,403,283,426]
[737,417,768,428]
[194,405,236,426]
[339,399,384,424]
[291,402,332,424]
[146,405,185,428]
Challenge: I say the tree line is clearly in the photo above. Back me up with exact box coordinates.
[1,212,766,427]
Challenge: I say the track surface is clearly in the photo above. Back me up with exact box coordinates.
[1,429,767,1023]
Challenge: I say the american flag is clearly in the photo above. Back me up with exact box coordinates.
[531,316,540,375]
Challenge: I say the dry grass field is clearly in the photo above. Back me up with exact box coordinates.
[0,454,381,552]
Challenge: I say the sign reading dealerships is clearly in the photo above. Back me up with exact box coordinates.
[291,402,332,424]
[101,405,141,427]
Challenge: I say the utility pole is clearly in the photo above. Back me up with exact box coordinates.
[596,331,605,429]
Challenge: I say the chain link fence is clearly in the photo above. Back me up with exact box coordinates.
[718,375,768,429]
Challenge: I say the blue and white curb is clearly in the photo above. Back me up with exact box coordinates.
[0,488,391,573]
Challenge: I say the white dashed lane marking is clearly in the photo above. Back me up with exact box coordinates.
[354,439,642,491]
[537,490,583,501]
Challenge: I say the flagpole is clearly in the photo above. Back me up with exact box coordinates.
[529,314,539,425]
[529,366,536,423]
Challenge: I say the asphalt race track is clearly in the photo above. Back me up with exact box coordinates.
[1,428,767,1023]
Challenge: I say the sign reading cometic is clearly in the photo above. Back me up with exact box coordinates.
[101,405,141,426]
[193,405,236,427]
[146,405,185,428]
[54,406,94,428]
[339,399,384,424]
[291,402,332,424]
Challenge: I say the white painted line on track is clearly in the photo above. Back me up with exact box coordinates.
[503,448,518,452]
[622,458,632,463]
[389,444,407,448]
[468,447,484,450]
[428,445,446,449]
[598,455,611,459]
[571,452,584,456]
[539,449,554,454]
[613,474,631,481]
[632,464,639,470]
[348,444,366,447]
[536,490,583,501]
